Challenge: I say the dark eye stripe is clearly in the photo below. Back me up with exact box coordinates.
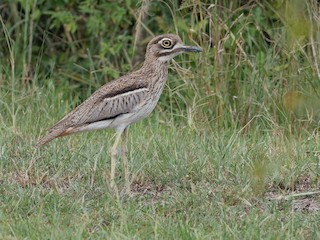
[157,47,183,57]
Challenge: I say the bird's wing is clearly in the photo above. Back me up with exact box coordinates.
[67,82,149,126]
[36,76,149,147]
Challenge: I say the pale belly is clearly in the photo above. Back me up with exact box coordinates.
[110,93,161,129]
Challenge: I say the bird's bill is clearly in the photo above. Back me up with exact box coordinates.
[181,45,202,52]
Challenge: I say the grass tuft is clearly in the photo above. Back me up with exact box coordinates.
[0,0,319,239]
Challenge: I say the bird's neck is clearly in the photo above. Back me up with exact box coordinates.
[141,57,169,86]
[141,57,168,72]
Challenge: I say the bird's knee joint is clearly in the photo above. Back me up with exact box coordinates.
[122,148,128,155]
[111,147,118,157]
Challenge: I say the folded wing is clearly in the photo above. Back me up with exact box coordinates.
[36,77,149,147]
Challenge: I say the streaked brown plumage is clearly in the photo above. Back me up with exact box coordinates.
[36,34,201,192]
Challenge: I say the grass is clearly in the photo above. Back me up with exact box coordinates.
[0,82,319,239]
[1,1,320,239]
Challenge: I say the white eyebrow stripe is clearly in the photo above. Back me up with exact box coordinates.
[158,37,172,44]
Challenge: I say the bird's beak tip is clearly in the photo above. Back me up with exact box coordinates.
[183,45,202,53]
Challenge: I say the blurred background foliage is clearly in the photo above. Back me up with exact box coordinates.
[0,0,319,133]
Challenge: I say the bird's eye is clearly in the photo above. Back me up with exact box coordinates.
[161,39,173,48]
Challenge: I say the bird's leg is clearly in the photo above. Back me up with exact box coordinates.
[122,127,130,194]
[110,129,123,190]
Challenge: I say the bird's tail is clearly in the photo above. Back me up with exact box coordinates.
[35,124,73,148]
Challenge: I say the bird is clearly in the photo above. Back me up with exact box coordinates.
[36,34,202,193]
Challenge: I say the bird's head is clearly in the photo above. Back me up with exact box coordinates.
[145,34,202,63]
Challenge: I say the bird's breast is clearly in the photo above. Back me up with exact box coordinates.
[124,75,167,124]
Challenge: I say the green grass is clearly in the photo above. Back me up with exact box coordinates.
[1,1,320,239]
[0,84,319,239]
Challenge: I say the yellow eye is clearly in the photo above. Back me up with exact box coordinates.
[161,39,173,48]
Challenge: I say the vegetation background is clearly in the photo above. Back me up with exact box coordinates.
[0,0,319,239]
